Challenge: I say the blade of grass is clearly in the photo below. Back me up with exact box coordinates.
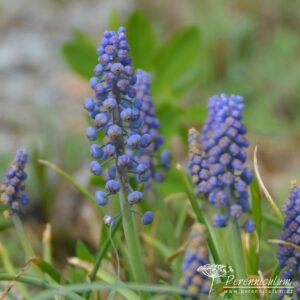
[38,160,100,210]
[42,224,52,264]
[268,239,300,251]
[140,233,171,257]
[253,146,283,222]
[176,163,221,265]
[88,218,122,282]
[250,177,262,236]
[68,257,140,300]
[12,216,35,258]
[227,220,253,300]
[261,214,282,228]
[30,281,200,300]
[174,204,187,240]
[0,274,84,300]
[12,215,43,278]
[0,243,30,299]
[31,258,64,284]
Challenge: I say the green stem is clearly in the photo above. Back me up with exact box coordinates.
[38,160,101,211]
[261,214,282,228]
[176,164,221,265]
[13,216,35,258]
[0,241,31,299]
[227,221,253,300]
[119,180,148,289]
[0,274,84,300]
[12,216,43,278]
[88,218,122,282]
[111,80,147,295]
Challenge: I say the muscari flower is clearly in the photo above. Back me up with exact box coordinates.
[135,69,170,182]
[180,224,210,298]
[84,27,156,226]
[0,149,29,213]
[188,94,254,230]
[277,183,300,299]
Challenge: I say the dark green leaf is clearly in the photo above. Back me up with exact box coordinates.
[62,31,97,79]
[152,27,201,95]
[250,177,262,236]
[32,258,63,283]
[67,265,88,284]
[156,103,181,139]
[126,11,156,70]
[76,241,94,263]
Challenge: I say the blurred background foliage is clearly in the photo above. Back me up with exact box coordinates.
[1,0,300,268]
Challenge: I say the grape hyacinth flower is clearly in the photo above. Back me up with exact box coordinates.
[0,149,29,213]
[84,27,154,226]
[180,224,210,298]
[277,182,300,299]
[188,94,254,230]
[135,69,170,182]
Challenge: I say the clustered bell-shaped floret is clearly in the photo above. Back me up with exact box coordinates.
[0,149,29,213]
[180,224,210,298]
[277,183,300,299]
[188,94,254,230]
[134,70,170,182]
[84,28,159,226]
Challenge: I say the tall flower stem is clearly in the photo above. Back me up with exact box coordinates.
[176,164,221,265]
[227,220,253,300]
[119,179,147,284]
[112,83,148,297]
[119,179,149,300]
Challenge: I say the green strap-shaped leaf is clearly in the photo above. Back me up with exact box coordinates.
[31,258,64,284]
[152,27,201,96]
[126,11,156,70]
[30,282,196,300]
[76,241,94,263]
[62,30,97,79]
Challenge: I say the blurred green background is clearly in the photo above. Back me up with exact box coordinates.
[1,0,300,262]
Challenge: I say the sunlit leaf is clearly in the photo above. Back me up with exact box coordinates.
[62,30,97,79]
[152,27,201,96]
[126,11,156,69]
[76,241,94,263]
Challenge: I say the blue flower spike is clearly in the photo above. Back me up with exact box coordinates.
[0,149,29,214]
[180,224,210,297]
[277,181,300,298]
[84,28,170,225]
[188,94,254,229]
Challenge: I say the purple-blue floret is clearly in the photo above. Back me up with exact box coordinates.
[134,69,170,181]
[0,149,29,213]
[188,94,254,229]
[277,184,300,298]
[85,28,171,225]
[180,224,210,298]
